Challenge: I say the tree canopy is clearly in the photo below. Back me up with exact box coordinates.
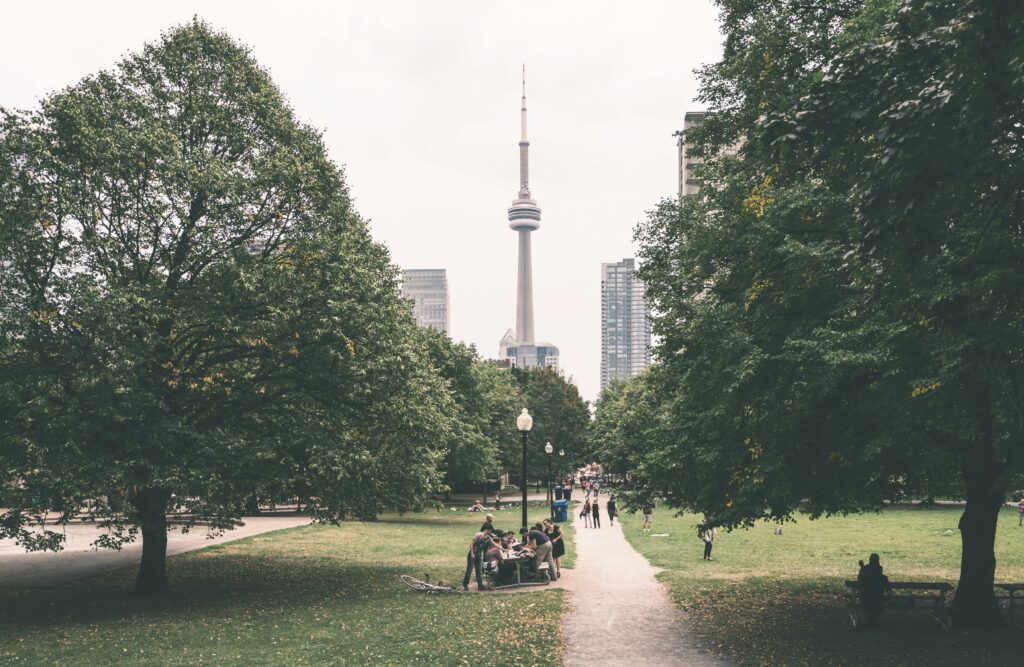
[508,367,590,485]
[414,327,525,491]
[0,21,452,594]
[616,0,1024,627]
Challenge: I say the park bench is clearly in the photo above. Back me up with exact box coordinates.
[845,580,952,631]
[995,583,1024,625]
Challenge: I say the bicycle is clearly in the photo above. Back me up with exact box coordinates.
[399,574,465,594]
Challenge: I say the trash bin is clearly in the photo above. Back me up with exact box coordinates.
[554,485,564,501]
[552,499,569,523]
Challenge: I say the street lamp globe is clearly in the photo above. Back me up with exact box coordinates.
[544,442,553,455]
[559,449,565,457]
[516,408,533,432]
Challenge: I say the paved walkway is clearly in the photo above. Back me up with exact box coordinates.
[562,509,723,666]
[0,516,310,587]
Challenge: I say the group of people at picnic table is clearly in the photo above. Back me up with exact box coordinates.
[463,514,565,591]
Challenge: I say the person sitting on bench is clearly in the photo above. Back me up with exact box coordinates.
[857,553,891,624]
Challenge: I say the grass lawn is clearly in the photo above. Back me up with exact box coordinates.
[623,505,1024,666]
[0,504,568,666]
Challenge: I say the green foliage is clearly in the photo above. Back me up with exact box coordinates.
[624,0,1024,624]
[414,327,524,489]
[589,372,672,510]
[508,368,590,483]
[0,21,449,564]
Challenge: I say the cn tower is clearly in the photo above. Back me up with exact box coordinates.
[508,66,541,346]
[500,67,559,371]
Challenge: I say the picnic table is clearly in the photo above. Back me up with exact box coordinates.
[995,583,1024,624]
[845,580,952,630]
[484,549,551,589]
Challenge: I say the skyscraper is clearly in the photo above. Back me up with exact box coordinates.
[600,258,651,390]
[499,68,559,371]
[401,268,449,333]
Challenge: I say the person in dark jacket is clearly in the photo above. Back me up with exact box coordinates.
[463,528,496,591]
[607,496,618,526]
[857,553,891,624]
[543,518,565,578]
[591,498,601,528]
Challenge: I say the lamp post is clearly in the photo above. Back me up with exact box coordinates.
[559,450,566,501]
[544,441,553,518]
[516,408,533,531]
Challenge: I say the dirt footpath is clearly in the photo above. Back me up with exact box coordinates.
[562,508,723,666]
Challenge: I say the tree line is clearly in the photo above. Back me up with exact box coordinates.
[0,20,588,595]
[594,0,1023,628]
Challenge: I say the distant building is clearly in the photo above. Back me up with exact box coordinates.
[678,111,706,198]
[497,329,560,371]
[401,268,449,333]
[600,258,651,391]
[678,111,741,199]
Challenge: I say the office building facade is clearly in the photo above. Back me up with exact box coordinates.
[600,258,651,390]
[401,268,450,333]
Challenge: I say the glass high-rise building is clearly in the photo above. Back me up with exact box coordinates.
[600,258,651,390]
[401,268,449,333]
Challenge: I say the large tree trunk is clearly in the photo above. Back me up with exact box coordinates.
[951,358,1005,628]
[952,487,1003,628]
[134,488,170,596]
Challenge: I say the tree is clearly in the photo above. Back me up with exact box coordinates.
[0,21,449,595]
[590,373,670,498]
[414,328,524,492]
[508,368,590,486]
[633,0,1023,627]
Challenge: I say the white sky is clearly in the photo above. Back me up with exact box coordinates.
[1,1,723,401]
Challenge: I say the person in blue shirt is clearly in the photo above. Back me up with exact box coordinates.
[521,525,556,580]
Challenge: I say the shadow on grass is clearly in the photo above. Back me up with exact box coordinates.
[670,576,1024,666]
[0,547,429,631]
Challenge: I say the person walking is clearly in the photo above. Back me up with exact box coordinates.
[700,524,718,561]
[642,502,654,532]
[1018,499,1024,526]
[607,496,618,526]
[591,498,601,528]
[580,498,592,527]
[543,518,565,579]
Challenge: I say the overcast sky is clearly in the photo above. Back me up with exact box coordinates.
[1,1,723,402]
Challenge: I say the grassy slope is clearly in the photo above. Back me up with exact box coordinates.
[0,505,568,667]
[623,506,1024,666]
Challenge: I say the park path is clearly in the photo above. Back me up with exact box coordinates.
[562,506,723,667]
[0,516,310,587]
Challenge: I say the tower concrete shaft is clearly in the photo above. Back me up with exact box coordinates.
[508,66,541,346]
[516,229,535,344]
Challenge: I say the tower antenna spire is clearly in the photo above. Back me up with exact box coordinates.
[522,64,526,98]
